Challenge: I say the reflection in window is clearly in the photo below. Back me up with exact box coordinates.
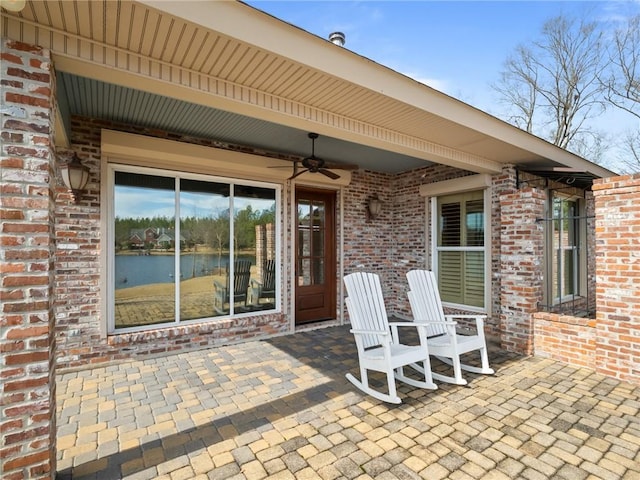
[114,172,176,329]
[112,168,277,332]
[180,179,230,321]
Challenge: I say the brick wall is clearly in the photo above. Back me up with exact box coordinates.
[341,165,479,317]
[533,312,596,367]
[1,39,56,480]
[341,164,520,339]
[390,165,475,315]
[54,117,290,370]
[499,187,546,354]
[490,165,517,337]
[532,174,640,386]
[592,174,640,384]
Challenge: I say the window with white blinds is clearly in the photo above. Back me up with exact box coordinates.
[436,191,485,308]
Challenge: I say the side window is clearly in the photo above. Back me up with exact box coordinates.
[546,193,585,306]
[435,191,485,309]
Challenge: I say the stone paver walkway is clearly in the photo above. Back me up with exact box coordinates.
[56,325,640,479]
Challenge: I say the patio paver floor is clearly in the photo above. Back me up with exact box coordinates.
[56,325,640,479]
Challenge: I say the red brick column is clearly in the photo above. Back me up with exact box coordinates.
[593,174,640,384]
[499,188,546,354]
[1,39,57,479]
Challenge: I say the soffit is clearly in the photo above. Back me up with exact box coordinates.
[2,0,616,180]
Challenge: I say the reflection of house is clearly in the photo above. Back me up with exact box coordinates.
[128,232,145,249]
[127,228,185,249]
[3,2,639,476]
[155,232,172,248]
[128,228,157,249]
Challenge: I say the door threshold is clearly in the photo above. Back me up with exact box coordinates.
[295,319,341,332]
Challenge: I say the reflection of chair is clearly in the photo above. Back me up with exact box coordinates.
[406,269,494,385]
[213,259,252,313]
[344,272,437,404]
[250,259,276,305]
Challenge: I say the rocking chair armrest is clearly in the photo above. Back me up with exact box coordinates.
[388,321,432,327]
[443,314,487,330]
[250,279,263,288]
[349,328,390,337]
[444,314,487,320]
[388,322,436,345]
[411,319,458,326]
[389,320,448,329]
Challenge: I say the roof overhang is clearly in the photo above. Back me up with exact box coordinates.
[1,0,616,182]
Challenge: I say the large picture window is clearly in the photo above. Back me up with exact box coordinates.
[110,166,278,333]
[434,191,486,309]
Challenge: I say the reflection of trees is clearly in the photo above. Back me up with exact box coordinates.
[115,203,275,252]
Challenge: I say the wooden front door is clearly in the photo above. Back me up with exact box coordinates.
[295,188,336,325]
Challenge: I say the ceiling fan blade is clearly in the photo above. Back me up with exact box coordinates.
[319,168,341,180]
[322,161,360,171]
[289,168,309,180]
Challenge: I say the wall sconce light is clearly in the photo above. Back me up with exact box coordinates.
[60,153,90,203]
[1,0,27,13]
[367,195,383,221]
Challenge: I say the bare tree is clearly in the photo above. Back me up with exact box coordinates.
[493,14,608,158]
[494,45,538,133]
[619,130,640,173]
[603,15,640,172]
[604,15,640,117]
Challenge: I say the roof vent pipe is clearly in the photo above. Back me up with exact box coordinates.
[328,32,345,46]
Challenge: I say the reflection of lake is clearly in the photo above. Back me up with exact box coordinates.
[115,254,255,289]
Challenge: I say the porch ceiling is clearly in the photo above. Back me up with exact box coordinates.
[56,72,427,174]
[2,0,616,180]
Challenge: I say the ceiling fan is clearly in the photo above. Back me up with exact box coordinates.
[286,133,359,180]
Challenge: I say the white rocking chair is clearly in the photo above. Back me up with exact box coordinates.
[344,272,437,404]
[406,269,494,386]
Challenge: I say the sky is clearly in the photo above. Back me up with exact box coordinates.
[244,0,640,172]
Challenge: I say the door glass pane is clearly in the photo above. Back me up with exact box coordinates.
[298,200,311,257]
[312,203,325,257]
[114,172,176,329]
[179,179,230,320]
[297,199,326,286]
[313,258,325,284]
[299,258,311,286]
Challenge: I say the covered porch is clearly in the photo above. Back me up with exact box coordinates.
[1,1,637,478]
[56,325,640,479]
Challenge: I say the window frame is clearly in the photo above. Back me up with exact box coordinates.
[422,175,492,314]
[106,163,281,335]
[430,190,490,313]
[544,191,587,306]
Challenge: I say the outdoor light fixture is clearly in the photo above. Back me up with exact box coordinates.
[60,153,90,203]
[367,195,383,220]
[1,0,26,12]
